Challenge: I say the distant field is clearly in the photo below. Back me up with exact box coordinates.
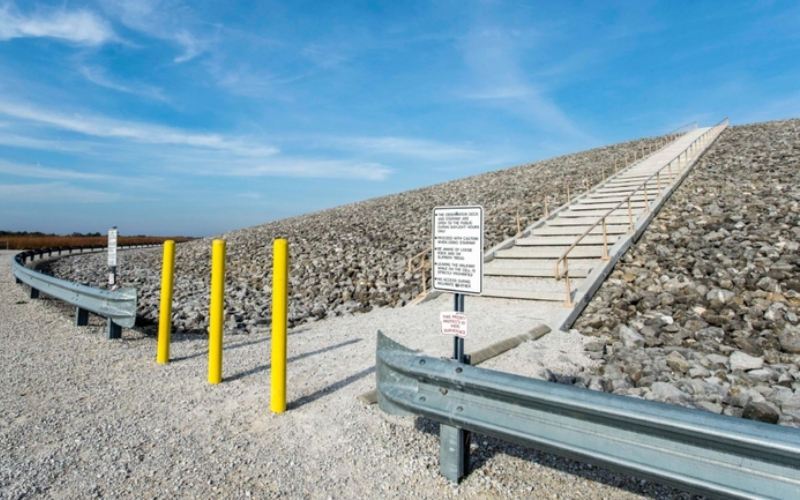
[0,235,195,251]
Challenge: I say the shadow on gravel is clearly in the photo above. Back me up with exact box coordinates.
[288,366,375,410]
[412,417,706,500]
[224,338,364,382]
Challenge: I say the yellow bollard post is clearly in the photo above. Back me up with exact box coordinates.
[271,238,289,413]
[157,240,176,364]
[208,239,226,384]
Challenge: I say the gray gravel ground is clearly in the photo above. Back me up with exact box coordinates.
[2,250,704,500]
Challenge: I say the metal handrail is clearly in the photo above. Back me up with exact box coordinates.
[554,118,729,306]
[376,330,800,497]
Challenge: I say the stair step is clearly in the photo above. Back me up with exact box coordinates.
[484,267,590,278]
[596,185,662,194]
[532,225,631,236]
[515,235,621,246]
[572,201,647,210]
[481,288,566,302]
[496,246,605,259]
[559,208,635,218]
[547,215,634,226]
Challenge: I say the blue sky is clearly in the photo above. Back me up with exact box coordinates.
[0,1,798,237]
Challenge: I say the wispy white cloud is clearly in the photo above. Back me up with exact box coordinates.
[208,62,311,99]
[322,136,478,161]
[457,24,590,140]
[0,4,116,45]
[80,66,168,102]
[0,160,109,181]
[99,0,210,63]
[176,157,392,181]
[0,99,279,156]
[301,43,351,69]
[0,182,121,202]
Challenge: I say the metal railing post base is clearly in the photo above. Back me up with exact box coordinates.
[29,287,39,299]
[75,307,89,326]
[107,319,122,339]
[440,423,470,483]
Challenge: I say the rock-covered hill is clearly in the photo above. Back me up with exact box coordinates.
[44,133,669,334]
[574,118,800,426]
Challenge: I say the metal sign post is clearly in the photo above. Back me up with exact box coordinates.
[431,206,483,483]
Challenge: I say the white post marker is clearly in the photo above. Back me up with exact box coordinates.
[432,206,484,295]
[108,227,118,285]
[440,312,468,338]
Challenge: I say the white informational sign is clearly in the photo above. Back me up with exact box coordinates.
[440,312,468,338]
[432,206,484,295]
[108,227,118,267]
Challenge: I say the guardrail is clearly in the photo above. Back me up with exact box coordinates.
[554,118,729,306]
[10,243,157,338]
[376,331,800,499]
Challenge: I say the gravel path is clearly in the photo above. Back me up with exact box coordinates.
[1,250,703,499]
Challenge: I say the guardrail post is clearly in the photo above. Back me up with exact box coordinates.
[157,240,176,364]
[75,307,89,326]
[440,422,470,483]
[271,238,289,413]
[208,239,226,384]
[29,287,39,299]
[107,318,121,339]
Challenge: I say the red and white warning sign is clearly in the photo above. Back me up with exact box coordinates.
[440,312,468,338]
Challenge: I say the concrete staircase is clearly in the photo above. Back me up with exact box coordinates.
[477,122,728,328]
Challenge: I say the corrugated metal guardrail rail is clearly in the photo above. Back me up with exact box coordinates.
[376,331,800,500]
[10,244,155,339]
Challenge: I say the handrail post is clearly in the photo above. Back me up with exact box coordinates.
[515,208,521,236]
[668,161,673,182]
[544,194,549,218]
[602,166,606,182]
[422,265,427,294]
[644,181,650,212]
[584,176,589,192]
[566,182,570,200]
[601,218,610,261]
[614,159,619,174]
[562,261,573,308]
[627,198,634,233]
[657,171,662,197]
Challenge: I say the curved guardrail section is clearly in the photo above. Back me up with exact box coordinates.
[376,331,800,499]
[11,245,149,336]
